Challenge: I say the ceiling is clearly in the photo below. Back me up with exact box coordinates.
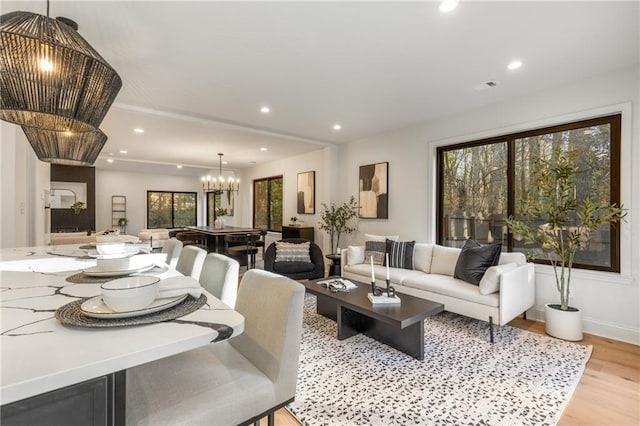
[3,1,638,176]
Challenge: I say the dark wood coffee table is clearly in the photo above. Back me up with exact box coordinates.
[304,277,444,360]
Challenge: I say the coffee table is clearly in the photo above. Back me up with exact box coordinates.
[304,277,444,360]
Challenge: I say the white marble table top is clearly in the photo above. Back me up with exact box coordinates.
[0,245,245,405]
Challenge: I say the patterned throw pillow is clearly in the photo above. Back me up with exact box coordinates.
[275,241,311,263]
[364,240,386,265]
[385,239,415,270]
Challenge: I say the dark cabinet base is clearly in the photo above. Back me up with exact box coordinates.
[282,226,314,242]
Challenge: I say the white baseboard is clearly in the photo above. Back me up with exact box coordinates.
[525,306,640,346]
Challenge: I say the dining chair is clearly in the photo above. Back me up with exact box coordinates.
[198,253,240,307]
[126,269,306,425]
[225,232,260,269]
[175,245,207,279]
[161,237,183,269]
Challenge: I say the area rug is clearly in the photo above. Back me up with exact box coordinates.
[288,295,592,426]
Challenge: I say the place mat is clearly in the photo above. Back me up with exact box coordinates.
[65,265,169,284]
[55,294,207,328]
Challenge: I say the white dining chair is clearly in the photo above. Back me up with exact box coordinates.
[175,245,206,279]
[126,269,305,426]
[198,253,239,308]
[161,237,183,269]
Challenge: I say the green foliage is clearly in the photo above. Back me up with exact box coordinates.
[506,149,626,310]
[215,207,227,217]
[318,196,359,253]
[117,217,128,227]
[70,201,86,215]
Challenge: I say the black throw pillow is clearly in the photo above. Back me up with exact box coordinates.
[385,239,415,270]
[454,239,502,285]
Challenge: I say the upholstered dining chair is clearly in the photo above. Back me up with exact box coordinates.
[198,253,240,308]
[175,245,207,279]
[161,237,183,269]
[126,269,306,426]
[225,233,260,269]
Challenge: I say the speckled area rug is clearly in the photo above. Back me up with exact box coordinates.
[288,295,592,426]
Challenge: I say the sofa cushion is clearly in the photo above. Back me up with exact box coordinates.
[454,239,501,285]
[402,274,500,307]
[275,241,311,263]
[385,239,415,270]
[479,262,518,295]
[347,245,365,266]
[430,245,461,276]
[499,251,526,266]
[364,240,386,265]
[413,243,433,274]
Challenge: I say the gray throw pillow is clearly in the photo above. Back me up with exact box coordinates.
[453,239,502,285]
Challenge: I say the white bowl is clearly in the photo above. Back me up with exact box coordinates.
[100,276,160,312]
[96,242,125,255]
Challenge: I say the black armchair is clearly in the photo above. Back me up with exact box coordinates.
[264,238,325,280]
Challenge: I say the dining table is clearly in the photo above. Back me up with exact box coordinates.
[0,244,245,426]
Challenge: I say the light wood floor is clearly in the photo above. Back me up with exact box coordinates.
[261,317,640,426]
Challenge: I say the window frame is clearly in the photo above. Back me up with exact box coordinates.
[252,175,283,232]
[146,190,198,229]
[436,114,622,273]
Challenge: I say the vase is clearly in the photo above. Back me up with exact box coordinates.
[214,217,224,229]
[544,303,583,341]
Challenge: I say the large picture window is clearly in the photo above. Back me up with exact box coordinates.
[437,114,621,272]
[253,176,283,232]
[147,191,197,228]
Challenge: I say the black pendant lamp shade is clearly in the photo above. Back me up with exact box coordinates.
[22,125,107,166]
[0,11,122,133]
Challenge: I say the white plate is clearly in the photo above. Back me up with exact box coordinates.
[80,294,188,319]
[83,264,156,277]
[86,247,140,258]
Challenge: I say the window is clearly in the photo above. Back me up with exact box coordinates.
[205,192,222,226]
[147,191,197,228]
[253,176,283,232]
[437,114,621,272]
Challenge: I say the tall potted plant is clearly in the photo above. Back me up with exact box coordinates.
[318,196,359,254]
[506,149,625,340]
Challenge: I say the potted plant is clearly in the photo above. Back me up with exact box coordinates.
[117,217,128,227]
[318,196,359,254]
[70,201,86,215]
[506,148,625,340]
[290,216,299,226]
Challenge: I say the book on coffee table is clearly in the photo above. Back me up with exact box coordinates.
[367,293,401,304]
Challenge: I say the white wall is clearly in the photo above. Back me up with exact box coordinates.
[332,65,640,344]
[95,169,205,236]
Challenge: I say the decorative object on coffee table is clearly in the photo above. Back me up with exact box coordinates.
[506,148,626,341]
[359,162,388,219]
[297,170,315,214]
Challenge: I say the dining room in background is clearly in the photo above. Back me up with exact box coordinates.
[359,162,388,219]
[297,170,315,214]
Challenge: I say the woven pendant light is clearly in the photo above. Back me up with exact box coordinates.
[22,125,107,166]
[0,10,122,132]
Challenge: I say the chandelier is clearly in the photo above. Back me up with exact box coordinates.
[21,126,107,167]
[201,153,240,193]
[0,5,122,133]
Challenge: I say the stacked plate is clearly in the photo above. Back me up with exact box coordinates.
[83,244,156,277]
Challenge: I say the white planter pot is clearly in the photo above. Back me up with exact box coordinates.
[544,303,583,341]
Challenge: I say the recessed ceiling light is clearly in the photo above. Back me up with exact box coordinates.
[508,60,523,70]
[177,165,182,169]
[260,106,270,114]
[333,124,342,131]
[119,150,128,154]
[107,158,114,163]
[222,160,228,165]
[439,0,458,13]
[260,147,268,151]
[133,128,144,134]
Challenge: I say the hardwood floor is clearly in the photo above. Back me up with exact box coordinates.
[267,316,640,425]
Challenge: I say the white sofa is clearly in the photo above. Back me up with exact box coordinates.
[340,243,535,341]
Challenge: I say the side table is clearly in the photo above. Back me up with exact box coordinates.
[325,254,341,277]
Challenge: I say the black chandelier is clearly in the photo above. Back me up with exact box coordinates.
[0,5,121,133]
[22,126,107,167]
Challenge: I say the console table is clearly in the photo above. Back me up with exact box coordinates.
[282,226,314,242]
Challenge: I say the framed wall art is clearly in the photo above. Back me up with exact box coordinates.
[297,170,315,214]
[359,162,388,219]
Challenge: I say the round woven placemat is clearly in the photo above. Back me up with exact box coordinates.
[55,294,207,328]
[65,265,169,284]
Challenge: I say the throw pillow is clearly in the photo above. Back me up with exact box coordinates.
[479,262,518,295]
[453,239,502,285]
[347,245,365,266]
[275,241,311,263]
[385,239,415,270]
[364,240,386,265]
